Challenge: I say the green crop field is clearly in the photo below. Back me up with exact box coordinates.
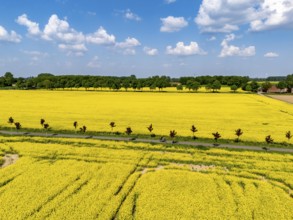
[1,136,293,219]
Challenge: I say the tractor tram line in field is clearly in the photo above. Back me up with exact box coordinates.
[1,130,293,154]
[1,133,293,218]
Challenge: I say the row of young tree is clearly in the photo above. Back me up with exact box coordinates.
[4,117,292,145]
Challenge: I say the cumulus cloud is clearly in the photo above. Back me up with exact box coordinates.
[17,14,84,43]
[58,43,87,51]
[0,26,22,43]
[43,15,69,38]
[43,14,85,43]
[116,37,141,48]
[250,0,293,31]
[16,13,143,56]
[143,47,159,56]
[86,27,115,45]
[17,14,83,43]
[264,52,279,57]
[16,14,41,36]
[166,41,207,56]
[195,0,293,33]
[160,16,188,32]
[115,37,141,55]
[124,9,141,21]
[219,34,256,57]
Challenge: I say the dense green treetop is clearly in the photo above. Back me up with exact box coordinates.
[0,72,292,93]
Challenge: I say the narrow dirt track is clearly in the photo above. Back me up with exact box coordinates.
[267,95,293,104]
[0,130,293,154]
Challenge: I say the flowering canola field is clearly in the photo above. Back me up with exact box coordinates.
[0,90,292,142]
[1,136,293,219]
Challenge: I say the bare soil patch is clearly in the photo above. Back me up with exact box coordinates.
[141,168,148,174]
[190,164,215,171]
[268,95,293,104]
[155,165,164,171]
[1,154,19,168]
[171,163,215,171]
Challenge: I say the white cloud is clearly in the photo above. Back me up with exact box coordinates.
[43,14,85,43]
[165,0,176,4]
[87,56,100,68]
[58,43,87,56]
[43,15,69,36]
[264,52,279,57]
[17,14,116,47]
[0,26,21,43]
[116,37,141,48]
[124,9,141,21]
[201,24,239,33]
[160,16,188,32]
[250,0,293,31]
[15,13,143,57]
[143,47,159,56]
[58,43,87,51]
[166,41,207,56]
[219,34,256,57]
[207,36,217,41]
[16,14,41,36]
[195,0,293,33]
[115,37,141,55]
[86,27,116,45]
[17,14,84,43]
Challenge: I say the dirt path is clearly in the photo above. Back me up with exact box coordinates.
[267,95,293,104]
[0,130,293,154]
[1,154,19,168]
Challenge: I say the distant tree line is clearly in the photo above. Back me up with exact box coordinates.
[255,74,293,93]
[276,74,293,92]
[251,76,287,82]
[0,72,292,93]
[179,75,251,92]
[0,72,15,87]
[1,73,172,91]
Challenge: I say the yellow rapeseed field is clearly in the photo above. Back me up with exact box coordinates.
[0,136,293,219]
[0,90,292,142]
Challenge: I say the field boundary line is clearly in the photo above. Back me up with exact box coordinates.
[1,130,293,154]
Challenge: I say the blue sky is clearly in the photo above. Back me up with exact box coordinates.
[0,0,293,77]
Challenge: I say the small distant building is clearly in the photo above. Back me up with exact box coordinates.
[267,85,287,93]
